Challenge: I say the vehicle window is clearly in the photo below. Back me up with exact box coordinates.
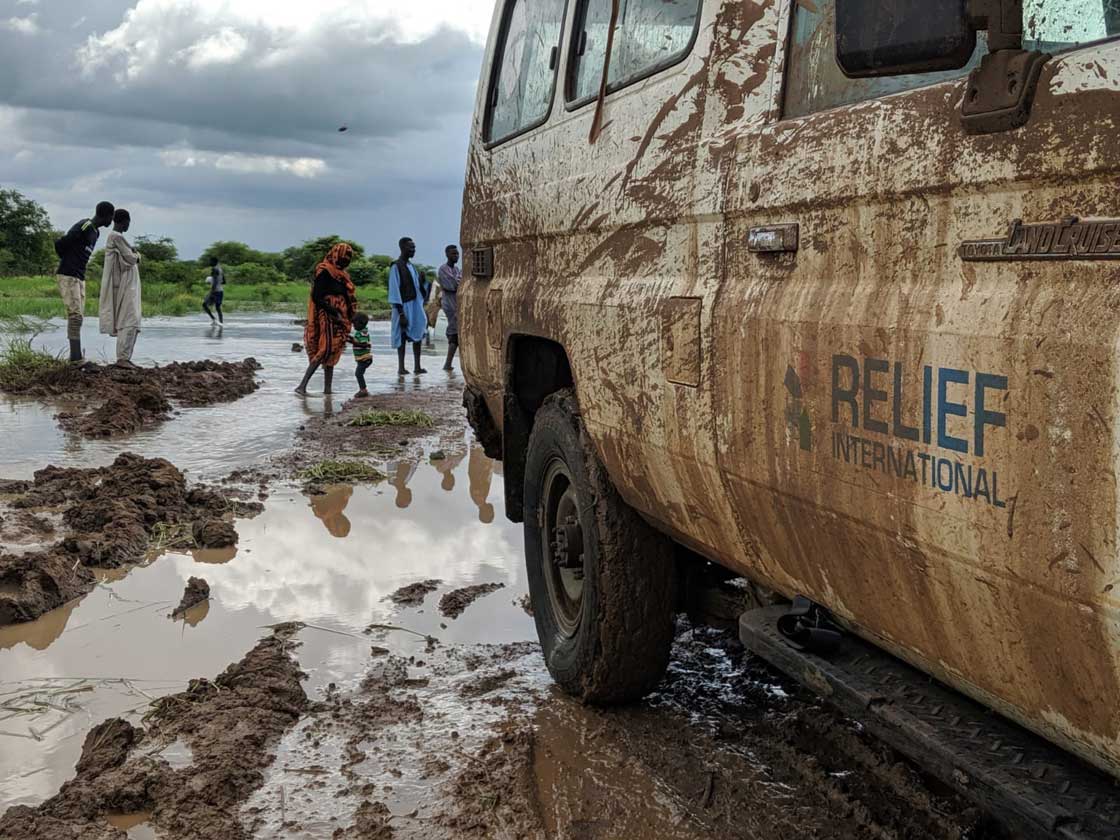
[1025,0,1120,50]
[783,0,1120,120]
[487,0,568,143]
[569,0,702,103]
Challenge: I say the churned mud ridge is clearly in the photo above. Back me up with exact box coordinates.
[0,625,308,840]
[387,579,442,607]
[439,582,506,619]
[3,358,260,438]
[0,453,260,628]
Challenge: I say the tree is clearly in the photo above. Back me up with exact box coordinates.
[281,235,366,282]
[0,189,55,276]
[199,241,282,269]
[135,235,178,263]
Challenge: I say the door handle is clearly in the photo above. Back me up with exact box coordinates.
[749,224,799,254]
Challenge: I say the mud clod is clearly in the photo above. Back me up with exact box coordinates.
[3,359,261,438]
[192,519,238,549]
[172,577,211,617]
[0,550,94,628]
[387,579,442,607]
[0,628,307,840]
[0,453,253,627]
[333,800,394,839]
[439,583,506,619]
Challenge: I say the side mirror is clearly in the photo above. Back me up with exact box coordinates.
[835,0,1048,134]
[836,0,976,78]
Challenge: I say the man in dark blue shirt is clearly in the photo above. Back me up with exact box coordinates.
[55,201,114,362]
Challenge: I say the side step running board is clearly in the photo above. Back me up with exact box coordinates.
[739,606,1120,840]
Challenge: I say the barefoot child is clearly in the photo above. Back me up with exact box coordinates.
[351,312,373,397]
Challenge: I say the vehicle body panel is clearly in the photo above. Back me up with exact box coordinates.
[460,0,1120,776]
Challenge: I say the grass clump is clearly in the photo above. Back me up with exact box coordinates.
[348,409,434,429]
[298,460,385,484]
[0,337,66,391]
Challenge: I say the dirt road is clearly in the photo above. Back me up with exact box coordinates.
[0,325,1010,839]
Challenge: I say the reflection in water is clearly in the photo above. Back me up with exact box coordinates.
[191,545,238,565]
[469,446,495,524]
[309,486,353,538]
[0,446,529,812]
[0,597,79,652]
[390,461,417,510]
[433,451,466,492]
[178,600,210,628]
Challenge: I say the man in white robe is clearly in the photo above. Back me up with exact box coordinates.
[98,209,142,366]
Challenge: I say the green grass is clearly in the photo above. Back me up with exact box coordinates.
[347,409,434,429]
[0,337,67,391]
[0,276,390,320]
[298,460,386,484]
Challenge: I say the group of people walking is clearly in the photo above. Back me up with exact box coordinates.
[296,236,461,397]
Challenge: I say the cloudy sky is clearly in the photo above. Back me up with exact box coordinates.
[0,0,494,264]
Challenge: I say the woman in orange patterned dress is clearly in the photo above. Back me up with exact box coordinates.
[295,242,357,395]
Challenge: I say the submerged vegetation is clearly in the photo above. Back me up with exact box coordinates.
[348,409,435,429]
[298,460,386,484]
[0,337,66,391]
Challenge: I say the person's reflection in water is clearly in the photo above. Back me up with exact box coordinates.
[468,446,495,524]
[432,450,466,492]
[309,486,353,538]
[391,461,417,509]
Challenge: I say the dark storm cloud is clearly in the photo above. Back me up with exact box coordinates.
[0,0,485,261]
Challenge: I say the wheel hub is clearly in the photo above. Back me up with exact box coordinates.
[541,461,587,637]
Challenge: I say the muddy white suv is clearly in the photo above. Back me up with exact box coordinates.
[459,1,1120,834]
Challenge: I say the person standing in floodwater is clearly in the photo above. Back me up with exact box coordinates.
[438,245,462,371]
[203,257,225,325]
[55,201,114,363]
[388,237,428,376]
[296,242,357,396]
[98,209,142,367]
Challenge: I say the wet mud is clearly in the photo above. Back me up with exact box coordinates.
[0,453,259,627]
[171,577,210,618]
[439,583,507,620]
[388,580,443,607]
[2,359,261,438]
[0,625,307,840]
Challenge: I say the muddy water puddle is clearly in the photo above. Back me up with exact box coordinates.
[0,445,530,814]
[0,314,458,480]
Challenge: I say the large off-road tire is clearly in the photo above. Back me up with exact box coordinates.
[524,389,675,704]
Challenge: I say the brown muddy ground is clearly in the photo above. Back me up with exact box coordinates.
[2,376,1013,839]
[0,625,307,840]
[1,359,260,438]
[0,453,259,626]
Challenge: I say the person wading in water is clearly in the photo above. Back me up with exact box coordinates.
[203,257,225,325]
[98,209,143,367]
[296,242,357,396]
[55,201,114,363]
[388,237,428,376]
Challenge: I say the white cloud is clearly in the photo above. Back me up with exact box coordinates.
[2,15,39,34]
[78,0,494,81]
[176,27,248,69]
[159,147,328,178]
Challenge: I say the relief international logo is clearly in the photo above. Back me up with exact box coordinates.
[960,216,1120,262]
[784,366,812,453]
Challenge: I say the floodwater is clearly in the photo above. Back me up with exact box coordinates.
[0,446,529,813]
[0,313,455,481]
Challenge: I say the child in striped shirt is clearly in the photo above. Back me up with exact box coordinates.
[351,312,373,398]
